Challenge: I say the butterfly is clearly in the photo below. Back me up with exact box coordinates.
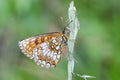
[18,27,70,68]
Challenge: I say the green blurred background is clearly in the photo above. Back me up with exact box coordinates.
[0,0,120,80]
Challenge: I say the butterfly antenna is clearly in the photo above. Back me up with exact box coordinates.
[64,20,73,28]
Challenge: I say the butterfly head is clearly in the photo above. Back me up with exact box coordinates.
[62,27,70,44]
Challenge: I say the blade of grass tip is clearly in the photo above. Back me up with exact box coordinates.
[68,1,80,80]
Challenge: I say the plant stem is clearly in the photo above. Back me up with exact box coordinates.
[68,1,80,80]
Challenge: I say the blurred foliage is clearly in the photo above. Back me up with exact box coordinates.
[0,0,120,80]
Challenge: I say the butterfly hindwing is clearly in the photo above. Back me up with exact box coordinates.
[19,32,66,68]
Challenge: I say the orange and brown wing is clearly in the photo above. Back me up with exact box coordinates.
[19,32,66,68]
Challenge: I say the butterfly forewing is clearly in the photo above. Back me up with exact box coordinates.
[19,32,67,68]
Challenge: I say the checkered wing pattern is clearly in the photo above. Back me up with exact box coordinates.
[19,32,67,68]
